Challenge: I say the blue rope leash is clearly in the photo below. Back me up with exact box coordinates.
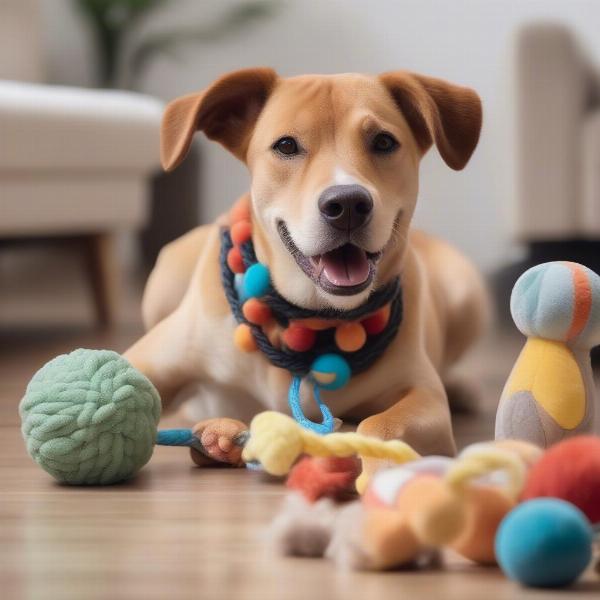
[288,375,335,434]
[155,429,205,452]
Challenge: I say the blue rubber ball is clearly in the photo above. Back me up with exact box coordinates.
[243,263,271,299]
[496,498,592,588]
[310,354,351,390]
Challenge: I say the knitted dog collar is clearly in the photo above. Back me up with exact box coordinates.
[220,198,403,434]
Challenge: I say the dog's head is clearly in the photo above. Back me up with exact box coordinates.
[161,68,481,310]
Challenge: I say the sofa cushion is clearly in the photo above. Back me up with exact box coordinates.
[0,80,163,172]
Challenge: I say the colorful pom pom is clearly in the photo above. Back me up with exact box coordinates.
[263,319,282,348]
[496,498,593,588]
[361,305,391,336]
[227,246,245,274]
[282,324,316,352]
[234,273,245,299]
[229,197,251,223]
[231,220,252,245]
[310,353,351,390]
[242,298,272,326]
[233,323,257,352]
[335,322,366,352]
[243,263,271,299]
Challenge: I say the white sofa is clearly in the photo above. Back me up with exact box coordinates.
[514,23,600,240]
[0,1,163,325]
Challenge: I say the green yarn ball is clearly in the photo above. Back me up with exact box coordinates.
[19,349,161,485]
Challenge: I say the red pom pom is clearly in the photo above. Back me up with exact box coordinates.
[282,324,316,352]
[231,220,252,245]
[227,246,245,273]
[522,435,600,524]
[361,305,391,335]
[242,298,272,325]
[286,456,360,502]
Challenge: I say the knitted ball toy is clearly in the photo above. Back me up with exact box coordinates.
[522,435,600,524]
[20,349,161,485]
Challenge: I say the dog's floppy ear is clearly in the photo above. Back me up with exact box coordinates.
[161,67,278,171]
[379,71,482,170]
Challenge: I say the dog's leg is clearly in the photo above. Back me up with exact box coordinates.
[356,382,456,490]
[124,311,193,410]
[123,311,248,466]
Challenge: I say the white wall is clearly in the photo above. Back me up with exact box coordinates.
[41,0,600,272]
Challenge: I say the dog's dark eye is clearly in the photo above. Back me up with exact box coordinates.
[272,136,299,157]
[371,132,399,154]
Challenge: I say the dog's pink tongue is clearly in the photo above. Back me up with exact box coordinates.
[321,245,370,287]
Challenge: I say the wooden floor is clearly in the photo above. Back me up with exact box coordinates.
[1,247,599,599]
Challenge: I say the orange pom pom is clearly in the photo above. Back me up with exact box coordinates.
[335,322,366,352]
[282,324,316,352]
[233,323,257,352]
[229,198,251,224]
[242,298,272,325]
[263,319,282,348]
[231,220,252,245]
[361,305,391,335]
[227,246,245,274]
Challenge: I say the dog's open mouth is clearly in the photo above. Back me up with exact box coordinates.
[277,221,381,296]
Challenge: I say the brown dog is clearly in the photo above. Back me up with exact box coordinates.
[124,68,488,478]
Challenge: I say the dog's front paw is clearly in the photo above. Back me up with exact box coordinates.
[190,418,248,467]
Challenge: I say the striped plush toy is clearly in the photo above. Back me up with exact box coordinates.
[495,261,600,447]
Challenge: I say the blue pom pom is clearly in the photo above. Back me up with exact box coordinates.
[310,353,351,390]
[234,273,246,300]
[243,263,271,298]
[496,498,593,588]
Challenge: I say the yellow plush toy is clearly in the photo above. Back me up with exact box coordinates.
[496,262,600,447]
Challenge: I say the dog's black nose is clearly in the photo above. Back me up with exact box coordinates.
[318,184,373,231]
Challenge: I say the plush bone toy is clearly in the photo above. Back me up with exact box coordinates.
[496,261,600,447]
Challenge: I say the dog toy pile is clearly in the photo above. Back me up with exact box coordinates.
[269,439,535,569]
[221,196,403,433]
[18,259,600,588]
[268,431,600,586]
[496,261,600,447]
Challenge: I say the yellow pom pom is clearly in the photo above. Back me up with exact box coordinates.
[234,323,257,352]
[335,322,367,352]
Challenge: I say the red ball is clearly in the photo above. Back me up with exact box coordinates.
[227,246,245,274]
[361,305,391,335]
[522,435,600,524]
[282,324,316,352]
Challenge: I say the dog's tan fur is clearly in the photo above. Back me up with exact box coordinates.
[124,69,488,475]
